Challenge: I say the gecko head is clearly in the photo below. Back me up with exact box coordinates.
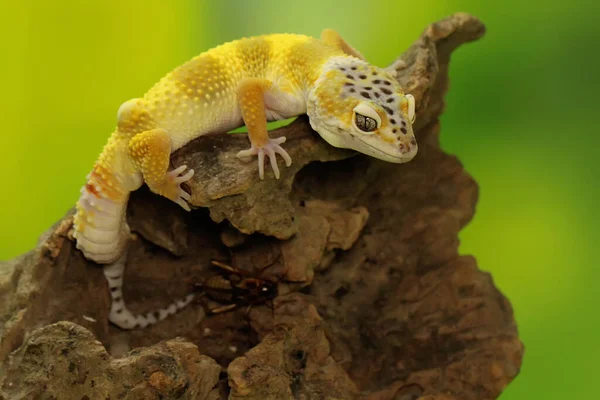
[307,56,417,163]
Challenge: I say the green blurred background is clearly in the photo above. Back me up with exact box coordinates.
[1,0,597,398]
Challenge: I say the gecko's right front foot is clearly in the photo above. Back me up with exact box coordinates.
[162,165,194,211]
[237,136,292,180]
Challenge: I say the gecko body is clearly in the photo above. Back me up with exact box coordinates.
[72,31,418,329]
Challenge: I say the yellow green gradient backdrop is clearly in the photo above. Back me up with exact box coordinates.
[1,1,597,398]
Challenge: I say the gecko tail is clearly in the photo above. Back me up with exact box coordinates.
[103,255,195,330]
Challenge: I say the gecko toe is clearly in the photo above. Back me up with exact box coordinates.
[237,148,257,159]
[265,147,280,179]
[177,198,191,211]
[258,151,265,180]
[180,190,191,201]
[176,168,194,183]
[274,146,292,167]
[171,165,188,175]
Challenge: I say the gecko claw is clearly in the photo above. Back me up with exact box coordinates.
[237,136,292,180]
[175,198,192,212]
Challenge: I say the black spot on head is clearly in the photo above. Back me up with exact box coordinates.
[383,80,391,85]
[110,287,119,292]
[373,79,381,84]
[374,92,380,98]
[386,98,394,103]
[402,120,407,126]
[401,127,408,134]
[392,128,398,133]
[360,91,371,99]
[154,311,161,320]
[364,86,372,90]
[349,88,355,93]
[359,74,367,79]
[346,75,354,80]
[411,138,417,145]
[115,308,123,314]
[113,296,122,303]
[351,66,357,70]
[344,82,354,86]
[390,119,396,124]
[382,105,394,115]
[340,67,346,71]
[381,88,392,95]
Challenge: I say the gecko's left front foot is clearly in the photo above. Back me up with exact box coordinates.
[237,136,292,180]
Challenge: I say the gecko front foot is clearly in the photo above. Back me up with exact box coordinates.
[163,165,194,211]
[237,136,292,180]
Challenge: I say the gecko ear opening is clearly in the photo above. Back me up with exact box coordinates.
[406,94,416,123]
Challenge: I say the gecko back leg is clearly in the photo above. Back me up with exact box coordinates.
[117,98,195,211]
[127,128,194,210]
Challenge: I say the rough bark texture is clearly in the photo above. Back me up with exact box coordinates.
[0,13,524,400]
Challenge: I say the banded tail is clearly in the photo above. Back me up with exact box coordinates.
[103,254,195,329]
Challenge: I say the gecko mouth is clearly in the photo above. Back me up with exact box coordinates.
[343,126,417,162]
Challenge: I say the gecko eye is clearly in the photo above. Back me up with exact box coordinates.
[353,103,380,134]
[405,94,416,123]
[355,114,377,132]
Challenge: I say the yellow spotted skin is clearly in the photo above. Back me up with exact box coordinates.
[73,30,418,267]
[141,34,346,149]
[127,129,173,196]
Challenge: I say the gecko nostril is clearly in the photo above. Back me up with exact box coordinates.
[411,138,417,146]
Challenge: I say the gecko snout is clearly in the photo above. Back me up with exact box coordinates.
[398,135,418,158]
